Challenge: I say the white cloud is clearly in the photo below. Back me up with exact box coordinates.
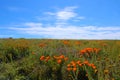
[57,11,76,20]
[44,6,84,21]
[10,22,120,39]
[56,8,77,20]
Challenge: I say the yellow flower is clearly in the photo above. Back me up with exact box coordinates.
[94,69,98,73]
[104,69,109,74]
[112,78,115,80]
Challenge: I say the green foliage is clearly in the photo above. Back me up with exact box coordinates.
[0,39,30,62]
[0,39,120,80]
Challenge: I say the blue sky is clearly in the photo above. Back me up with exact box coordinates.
[0,0,120,39]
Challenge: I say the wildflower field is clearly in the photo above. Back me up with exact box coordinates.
[0,38,120,80]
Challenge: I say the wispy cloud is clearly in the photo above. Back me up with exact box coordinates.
[10,22,120,39]
[56,7,77,20]
[43,6,85,21]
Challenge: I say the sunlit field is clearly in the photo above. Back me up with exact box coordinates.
[0,38,120,80]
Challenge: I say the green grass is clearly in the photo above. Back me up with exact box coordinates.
[0,38,120,80]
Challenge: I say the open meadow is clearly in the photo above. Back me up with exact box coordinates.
[0,39,120,80]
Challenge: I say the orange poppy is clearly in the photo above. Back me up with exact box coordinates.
[87,63,92,67]
[80,50,86,55]
[45,56,50,62]
[78,63,82,67]
[71,61,76,67]
[57,59,62,64]
[83,60,89,65]
[40,56,45,60]
[67,64,71,67]
[63,40,69,45]
[64,57,68,61]
[53,56,59,60]
[92,66,96,69]
[67,67,72,71]
[76,60,81,64]
[85,48,93,53]
[73,67,77,71]
[59,55,64,59]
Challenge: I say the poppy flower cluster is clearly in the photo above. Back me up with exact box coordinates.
[83,60,97,69]
[40,55,68,64]
[40,55,50,62]
[62,40,70,45]
[38,43,46,48]
[53,55,68,64]
[80,48,101,57]
[67,60,97,72]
